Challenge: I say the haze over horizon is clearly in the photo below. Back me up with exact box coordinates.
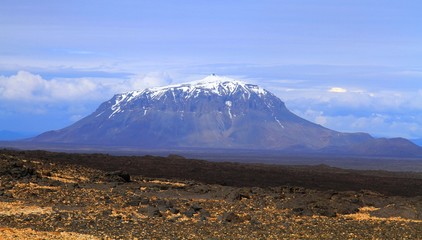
[1,1,422,142]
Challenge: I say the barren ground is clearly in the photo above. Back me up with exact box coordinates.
[0,150,421,239]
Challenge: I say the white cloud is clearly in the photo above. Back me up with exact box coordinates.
[277,85,422,139]
[0,71,173,103]
[292,109,422,139]
[122,72,173,92]
[0,71,98,102]
[334,114,422,139]
[0,70,174,126]
[328,87,347,93]
[315,115,327,125]
[275,85,422,114]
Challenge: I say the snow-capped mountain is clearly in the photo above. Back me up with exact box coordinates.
[33,75,422,156]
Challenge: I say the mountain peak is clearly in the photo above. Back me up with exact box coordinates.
[32,75,422,157]
[120,76,267,104]
[191,74,245,85]
[145,75,259,94]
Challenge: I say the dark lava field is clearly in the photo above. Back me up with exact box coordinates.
[0,149,421,239]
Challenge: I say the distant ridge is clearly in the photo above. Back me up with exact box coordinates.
[411,138,422,147]
[0,130,36,141]
[31,75,422,157]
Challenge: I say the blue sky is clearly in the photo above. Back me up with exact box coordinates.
[1,1,422,140]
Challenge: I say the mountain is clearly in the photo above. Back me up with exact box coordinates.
[32,75,422,156]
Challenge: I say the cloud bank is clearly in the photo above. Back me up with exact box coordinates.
[0,71,173,132]
[1,70,422,139]
[274,87,422,139]
[0,71,172,103]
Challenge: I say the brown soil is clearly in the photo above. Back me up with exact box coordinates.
[0,150,421,239]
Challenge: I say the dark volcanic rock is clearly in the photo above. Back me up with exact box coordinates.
[105,170,131,182]
[126,198,141,207]
[0,151,421,239]
[168,207,179,214]
[371,204,422,220]
[0,160,37,179]
[156,200,174,212]
[145,206,162,218]
[191,203,202,212]
[280,191,363,217]
[226,188,251,202]
[221,212,242,223]
[183,208,196,218]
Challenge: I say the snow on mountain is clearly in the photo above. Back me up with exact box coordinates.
[106,75,267,119]
[143,75,267,98]
[31,75,422,156]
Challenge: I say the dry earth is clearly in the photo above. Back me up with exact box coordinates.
[0,150,421,239]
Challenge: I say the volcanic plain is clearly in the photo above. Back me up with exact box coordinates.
[0,149,421,239]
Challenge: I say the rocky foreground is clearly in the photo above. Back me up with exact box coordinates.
[0,150,421,239]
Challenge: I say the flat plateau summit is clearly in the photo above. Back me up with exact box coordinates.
[33,75,422,156]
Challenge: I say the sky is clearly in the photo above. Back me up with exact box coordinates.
[1,0,422,141]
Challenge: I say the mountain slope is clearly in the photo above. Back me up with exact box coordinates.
[32,76,422,156]
[411,138,422,147]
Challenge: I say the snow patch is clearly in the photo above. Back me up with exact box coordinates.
[109,94,129,118]
[106,75,270,118]
[226,101,233,119]
[95,111,105,118]
[116,75,268,104]
[275,117,285,129]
